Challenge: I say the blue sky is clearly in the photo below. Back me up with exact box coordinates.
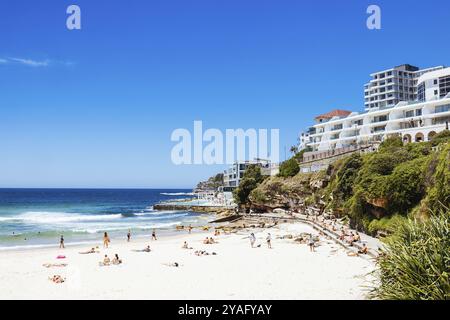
[0,0,449,188]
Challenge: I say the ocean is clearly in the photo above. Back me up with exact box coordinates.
[0,189,209,250]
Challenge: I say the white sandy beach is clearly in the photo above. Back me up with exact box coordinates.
[0,222,376,300]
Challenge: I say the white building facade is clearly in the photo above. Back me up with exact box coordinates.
[303,66,450,152]
[223,159,278,191]
[364,64,445,110]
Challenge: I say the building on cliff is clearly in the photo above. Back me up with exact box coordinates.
[300,65,450,154]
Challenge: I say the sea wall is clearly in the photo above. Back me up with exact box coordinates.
[154,203,234,215]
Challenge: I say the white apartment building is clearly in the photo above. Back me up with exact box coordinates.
[364,64,445,110]
[223,159,277,191]
[303,66,450,153]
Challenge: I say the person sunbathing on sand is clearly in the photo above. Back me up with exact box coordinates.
[358,244,368,255]
[194,250,217,256]
[49,275,65,283]
[112,254,122,265]
[43,263,67,268]
[195,250,206,256]
[203,237,210,244]
[99,254,111,266]
[163,262,180,267]
[133,245,151,252]
[79,247,98,254]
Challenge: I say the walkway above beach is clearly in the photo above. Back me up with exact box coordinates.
[244,212,382,258]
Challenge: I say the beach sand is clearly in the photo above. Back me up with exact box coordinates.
[0,222,376,300]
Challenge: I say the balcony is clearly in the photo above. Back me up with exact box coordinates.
[372,126,386,133]
[330,125,343,131]
[371,116,389,124]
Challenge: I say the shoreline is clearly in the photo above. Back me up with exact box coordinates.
[0,228,209,252]
[0,220,376,300]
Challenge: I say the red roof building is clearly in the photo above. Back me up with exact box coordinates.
[315,109,352,123]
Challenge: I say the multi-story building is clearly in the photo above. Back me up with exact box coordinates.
[223,159,277,191]
[364,64,445,110]
[301,66,450,153]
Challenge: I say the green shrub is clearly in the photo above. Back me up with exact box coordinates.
[333,154,362,200]
[278,158,300,177]
[385,157,427,213]
[425,143,450,209]
[233,165,265,206]
[379,136,403,152]
[430,130,450,146]
[294,146,312,162]
[371,208,450,300]
[367,215,407,235]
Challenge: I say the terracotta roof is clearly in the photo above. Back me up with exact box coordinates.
[315,109,352,120]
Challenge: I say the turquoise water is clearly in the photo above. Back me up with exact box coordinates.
[0,189,209,249]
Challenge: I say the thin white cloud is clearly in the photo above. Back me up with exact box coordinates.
[9,57,50,67]
[0,57,74,67]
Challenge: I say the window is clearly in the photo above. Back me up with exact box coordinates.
[405,110,414,118]
[418,83,425,102]
[439,76,450,98]
[374,115,388,123]
[434,90,439,95]
[435,104,450,113]
[415,109,422,116]
[434,79,438,85]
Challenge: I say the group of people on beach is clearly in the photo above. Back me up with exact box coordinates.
[99,253,122,266]
[307,214,371,256]
[248,232,273,249]
[203,237,218,244]
[339,230,361,245]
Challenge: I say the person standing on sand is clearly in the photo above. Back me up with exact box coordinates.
[127,229,131,242]
[249,233,256,248]
[308,234,315,252]
[266,233,272,249]
[103,232,110,248]
[152,229,157,240]
[188,225,192,234]
[59,235,65,249]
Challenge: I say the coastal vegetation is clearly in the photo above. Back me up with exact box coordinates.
[371,206,449,300]
[195,173,224,191]
[233,165,266,209]
[244,132,450,300]
[278,158,300,178]
[247,131,449,235]
[325,133,449,235]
